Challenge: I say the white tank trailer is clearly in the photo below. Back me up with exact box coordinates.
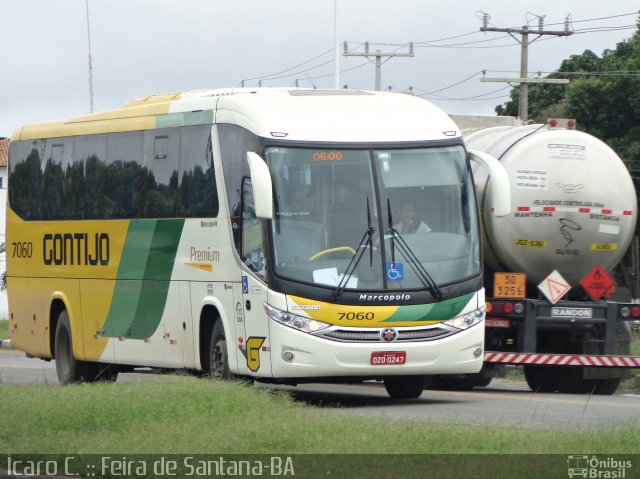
[467,121,637,286]
[435,119,640,394]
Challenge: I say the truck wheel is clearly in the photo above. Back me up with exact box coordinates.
[592,378,620,396]
[523,365,557,392]
[54,310,99,384]
[555,369,620,395]
[208,320,236,380]
[383,375,425,399]
[555,368,591,394]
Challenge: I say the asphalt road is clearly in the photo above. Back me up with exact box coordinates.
[0,348,159,385]
[2,348,639,429]
[266,381,640,428]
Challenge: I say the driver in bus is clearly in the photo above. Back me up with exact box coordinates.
[394,201,431,234]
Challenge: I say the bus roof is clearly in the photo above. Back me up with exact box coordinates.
[13,88,461,143]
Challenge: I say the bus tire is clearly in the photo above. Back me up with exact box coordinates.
[383,375,425,399]
[94,364,119,382]
[208,320,236,381]
[54,310,99,384]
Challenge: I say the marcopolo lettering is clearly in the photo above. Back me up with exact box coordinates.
[43,233,110,266]
[359,293,411,302]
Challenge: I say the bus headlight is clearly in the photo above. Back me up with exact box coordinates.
[264,303,331,333]
[443,305,485,330]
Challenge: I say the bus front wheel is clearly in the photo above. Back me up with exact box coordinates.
[383,375,426,399]
[208,320,236,381]
[54,310,100,384]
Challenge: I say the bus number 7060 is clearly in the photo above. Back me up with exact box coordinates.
[337,312,375,321]
[12,242,33,259]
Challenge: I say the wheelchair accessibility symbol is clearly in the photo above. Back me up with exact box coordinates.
[386,262,404,281]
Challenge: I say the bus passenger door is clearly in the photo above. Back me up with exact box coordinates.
[234,179,272,378]
[234,275,270,377]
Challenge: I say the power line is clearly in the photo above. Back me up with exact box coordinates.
[416,84,512,101]
[238,11,638,91]
[573,25,637,33]
[242,43,370,85]
[414,35,516,49]
[413,79,550,103]
[546,11,639,27]
[356,23,636,51]
[419,71,483,95]
[292,59,373,86]
[355,34,516,49]
[414,31,479,44]
[485,69,640,77]
[242,47,335,82]
[367,31,478,46]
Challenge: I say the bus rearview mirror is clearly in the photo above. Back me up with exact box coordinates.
[246,152,274,220]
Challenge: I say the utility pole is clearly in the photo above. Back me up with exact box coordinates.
[334,0,339,89]
[480,14,572,120]
[343,42,414,91]
[85,0,94,113]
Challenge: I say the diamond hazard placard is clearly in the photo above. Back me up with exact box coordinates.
[538,270,571,304]
[579,264,615,301]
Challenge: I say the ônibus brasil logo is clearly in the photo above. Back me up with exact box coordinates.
[567,455,632,478]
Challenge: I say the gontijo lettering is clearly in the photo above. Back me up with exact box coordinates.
[43,233,110,266]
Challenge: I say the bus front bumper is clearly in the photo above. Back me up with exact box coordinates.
[266,320,484,379]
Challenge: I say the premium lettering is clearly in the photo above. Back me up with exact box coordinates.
[43,233,110,266]
[190,247,220,262]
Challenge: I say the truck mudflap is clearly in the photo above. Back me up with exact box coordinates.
[484,351,640,368]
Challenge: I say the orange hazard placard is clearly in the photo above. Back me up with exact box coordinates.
[493,272,526,298]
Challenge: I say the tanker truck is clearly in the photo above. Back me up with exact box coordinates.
[437,118,640,394]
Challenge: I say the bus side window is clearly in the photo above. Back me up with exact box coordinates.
[241,178,265,276]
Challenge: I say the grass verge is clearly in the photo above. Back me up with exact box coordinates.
[1,376,638,455]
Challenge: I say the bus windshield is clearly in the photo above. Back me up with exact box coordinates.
[266,145,480,292]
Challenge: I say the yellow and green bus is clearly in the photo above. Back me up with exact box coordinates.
[7,88,509,398]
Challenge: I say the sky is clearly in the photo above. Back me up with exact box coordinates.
[1,1,638,138]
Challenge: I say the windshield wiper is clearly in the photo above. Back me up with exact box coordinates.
[332,197,376,301]
[386,199,443,300]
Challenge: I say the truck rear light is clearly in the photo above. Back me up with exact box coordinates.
[486,301,524,315]
[620,306,640,318]
[487,301,524,314]
[548,118,576,129]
